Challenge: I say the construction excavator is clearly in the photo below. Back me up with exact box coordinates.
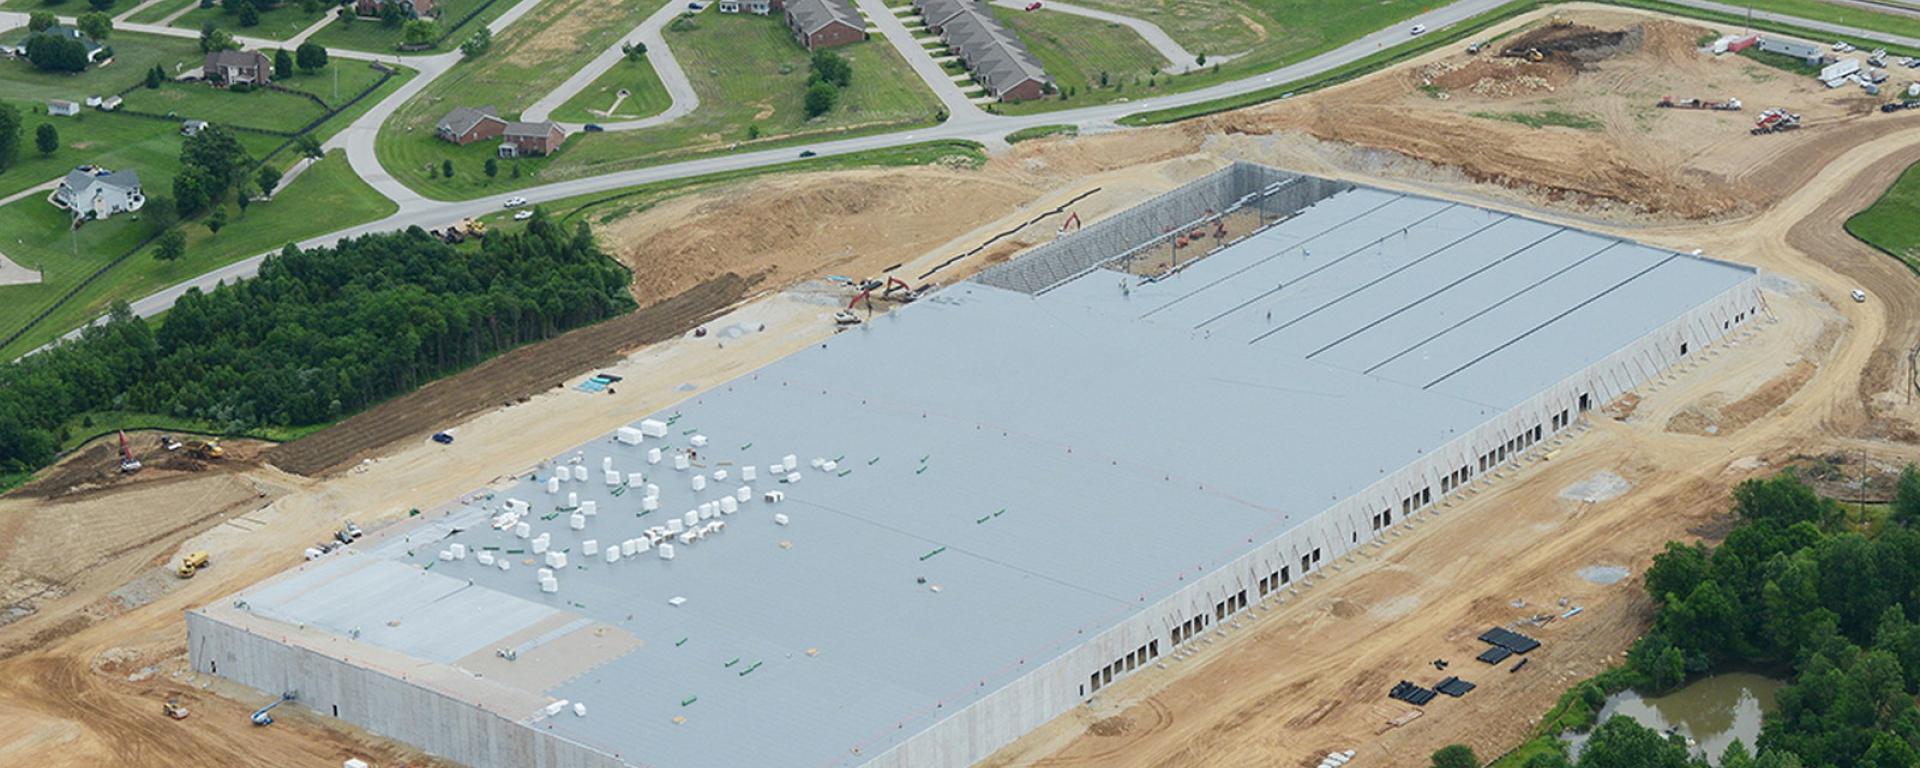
[118,431,142,474]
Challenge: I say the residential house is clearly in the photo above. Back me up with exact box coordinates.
[354,0,435,18]
[435,106,508,145]
[744,0,774,14]
[99,95,122,111]
[718,0,739,11]
[47,99,80,117]
[204,49,273,85]
[13,26,110,65]
[923,0,1050,101]
[784,0,864,50]
[52,167,145,221]
[182,119,210,136]
[498,121,566,157]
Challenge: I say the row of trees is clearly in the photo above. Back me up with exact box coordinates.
[1435,470,1920,768]
[0,216,635,474]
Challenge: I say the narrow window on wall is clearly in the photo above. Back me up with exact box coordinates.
[1312,548,1322,564]
[1372,513,1382,531]
[1280,566,1290,584]
[1150,640,1159,658]
[1081,684,1087,697]
[1301,553,1311,572]
[1238,590,1248,609]
[1170,628,1180,647]
[1091,673,1101,692]
[1103,667,1112,685]
[1680,342,1689,356]
[1580,393,1592,411]
[1126,654,1136,672]
[1384,509,1393,526]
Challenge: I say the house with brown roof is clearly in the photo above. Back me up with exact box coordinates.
[499,121,566,157]
[784,0,864,50]
[916,0,1050,101]
[435,106,508,145]
[204,50,273,85]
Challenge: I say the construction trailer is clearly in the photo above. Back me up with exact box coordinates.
[190,164,1765,768]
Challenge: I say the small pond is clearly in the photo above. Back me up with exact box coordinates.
[1563,672,1785,765]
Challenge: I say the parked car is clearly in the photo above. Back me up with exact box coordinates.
[1409,24,1426,36]
[799,150,818,158]
[1023,1,1041,9]
[504,196,527,208]
[432,432,455,444]
[584,123,605,132]
[514,210,534,220]
[1853,289,1868,303]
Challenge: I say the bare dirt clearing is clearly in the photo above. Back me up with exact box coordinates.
[4,3,1920,766]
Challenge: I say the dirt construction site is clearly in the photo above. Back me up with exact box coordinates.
[3,3,1920,766]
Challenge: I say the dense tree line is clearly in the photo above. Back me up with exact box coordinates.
[1439,470,1920,768]
[0,215,633,474]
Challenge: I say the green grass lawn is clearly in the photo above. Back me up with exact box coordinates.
[988,5,1167,100]
[126,0,200,23]
[378,11,943,200]
[548,57,672,124]
[306,0,516,54]
[1062,0,1429,73]
[0,150,398,358]
[174,0,331,41]
[1724,0,1920,44]
[1737,46,1823,76]
[1846,159,1920,274]
[119,81,331,132]
[0,30,206,104]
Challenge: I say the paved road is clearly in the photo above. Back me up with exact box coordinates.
[522,0,702,129]
[30,0,1920,350]
[1667,0,1920,48]
[859,0,990,118]
[985,0,1228,72]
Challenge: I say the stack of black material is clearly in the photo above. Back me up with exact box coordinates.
[1435,677,1476,697]
[1478,626,1541,654]
[1390,680,1438,705]
[1476,646,1513,664]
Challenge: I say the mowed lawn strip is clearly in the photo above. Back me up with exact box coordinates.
[0,150,399,358]
[1846,159,1920,274]
[548,57,672,124]
[378,11,942,200]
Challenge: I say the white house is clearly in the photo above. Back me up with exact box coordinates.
[52,167,145,221]
[47,99,80,117]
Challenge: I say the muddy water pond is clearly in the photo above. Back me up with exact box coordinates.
[1564,672,1785,765]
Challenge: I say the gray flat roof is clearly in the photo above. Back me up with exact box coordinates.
[224,184,1753,768]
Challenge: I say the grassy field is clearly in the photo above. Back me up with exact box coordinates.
[379,10,943,200]
[0,30,207,104]
[126,0,200,23]
[1846,159,1920,274]
[988,5,1167,102]
[175,0,332,41]
[1005,123,1076,142]
[120,82,332,132]
[548,57,672,124]
[306,0,516,53]
[1471,109,1603,130]
[0,151,398,358]
[1725,0,1920,43]
[1062,0,1429,74]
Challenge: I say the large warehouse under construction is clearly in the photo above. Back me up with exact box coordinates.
[188,163,1763,768]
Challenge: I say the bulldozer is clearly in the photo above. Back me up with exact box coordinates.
[1548,14,1572,28]
[177,551,210,579]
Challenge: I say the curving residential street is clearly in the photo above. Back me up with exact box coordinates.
[520,0,702,129]
[8,0,1918,350]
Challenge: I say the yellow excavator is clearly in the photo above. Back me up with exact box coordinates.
[183,439,224,460]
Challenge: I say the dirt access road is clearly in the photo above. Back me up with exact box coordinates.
[2,3,1919,764]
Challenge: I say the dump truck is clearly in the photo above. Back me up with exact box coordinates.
[1751,109,1802,134]
[177,551,210,579]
